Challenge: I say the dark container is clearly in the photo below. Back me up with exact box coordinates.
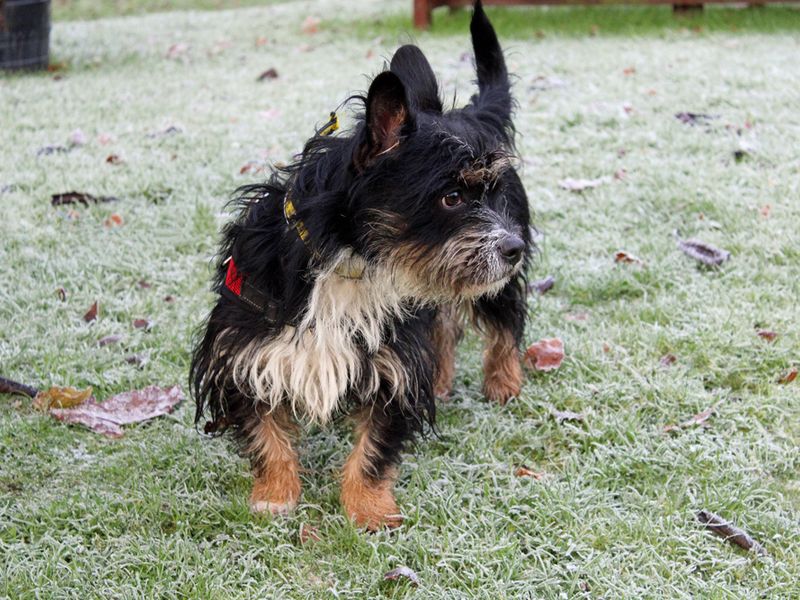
[0,0,51,70]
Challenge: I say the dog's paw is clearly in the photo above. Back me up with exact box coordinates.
[342,481,403,531]
[250,499,297,516]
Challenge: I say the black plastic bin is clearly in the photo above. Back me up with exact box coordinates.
[0,0,51,70]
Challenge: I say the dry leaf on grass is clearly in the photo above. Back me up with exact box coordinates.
[51,191,118,207]
[33,386,93,410]
[105,154,123,165]
[257,68,279,81]
[659,353,678,367]
[383,566,419,586]
[697,510,767,556]
[50,385,183,438]
[614,251,644,265]
[663,400,724,433]
[98,334,124,347]
[528,275,555,295]
[0,376,39,398]
[675,234,730,266]
[524,338,565,371]
[299,523,321,545]
[83,301,99,322]
[515,466,544,479]
[756,330,778,342]
[301,16,321,34]
[778,368,797,384]
[559,176,611,192]
[104,213,124,227]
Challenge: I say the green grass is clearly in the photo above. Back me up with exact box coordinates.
[2,0,799,598]
[51,0,295,21]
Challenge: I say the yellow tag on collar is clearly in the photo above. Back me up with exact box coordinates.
[318,111,339,137]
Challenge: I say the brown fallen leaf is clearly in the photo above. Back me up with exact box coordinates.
[0,376,39,398]
[551,408,585,423]
[697,510,767,556]
[759,204,771,218]
[514,466,544,479]
[299,523,321,545]
[137,280,152,289]
[56,287,67,301]
[559,176,611,192]
[257,68,279,81]
[105,154,124,165]
[98,334,124,347]
[623,66,636,76]
[34,386,93,411]
[50,385,183,438]
[778,368,797,384]
[104,213,124,227]
[756,330,778,343]
[524,338,565,371]
[301,16,321,34]
[659,353,678,367]
[528,275,555,295]
[383,566,419,586]
[614,250,644,265]
[664,399,724,433]
[133,318,153,331]
[676,235,730,266]
[124,353,150,369]
[83,301,99,322]
[51,191,118,207]
[163,295,176,303]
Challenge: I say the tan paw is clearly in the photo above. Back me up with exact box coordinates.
[342,480,403,531]
[250,499,297,516]
[250,476,300,516]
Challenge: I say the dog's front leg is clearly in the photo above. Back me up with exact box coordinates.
[473,276,527,405]
[341,403,412,531]
[245,405,302,515]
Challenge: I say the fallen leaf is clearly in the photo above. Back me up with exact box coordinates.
[299,523,321,545]
[614,250,644,265]
[697,510,767,556]
[756,330,778,343]
[659,353,678,367]
[33,386,93,411]
[551,408,585,423]
[759,204,771,218]
[83,301,99,322]
[98,132,115,145]
[125,353,150,369]
[69,129,87,147]
[623,66,636,76]
[56,287,67,301]
[602,342,611,353]
[683,405,714,428]
[383,566,419,586]
[528,275,555,295]
[133,318,153,331]
[524,338,565,371]
[138,280,152,288]
[98,334,124,347]
[239,161,265,175]
[257,68,279,81]
[0,376,39,398]
[301,16,321,34]
[515,466,544,479]
[163,295,175,303]
[104,213,124,227]
[675,112,715,126]
[51,191,118,207]
[105,154,123,165]
[676,235,730,266]
[49,385,183,438]
[778,368,797,384]
[559,176,611,192]
[614,169,627,181]
[255,36,269,47]
[166,42,189,59]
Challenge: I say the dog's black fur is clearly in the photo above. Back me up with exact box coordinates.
[190,0,532,528]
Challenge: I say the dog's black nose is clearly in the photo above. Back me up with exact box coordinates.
[497,235,524,266]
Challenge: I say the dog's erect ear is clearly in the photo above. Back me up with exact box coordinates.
[390,45,442,113]
[469,0,513,130]
[360,71,412,165]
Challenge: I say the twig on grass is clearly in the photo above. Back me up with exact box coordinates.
[0,376,39,398]
[697,510,767,556]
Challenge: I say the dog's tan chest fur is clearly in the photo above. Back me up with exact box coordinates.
[231,253,411,423]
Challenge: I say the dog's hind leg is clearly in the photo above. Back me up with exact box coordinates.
[472,276,527,405]
[431,304,463,399]
[245,405,302,515]
[341,405,410,531]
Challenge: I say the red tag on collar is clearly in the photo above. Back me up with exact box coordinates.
[225,258,243,296]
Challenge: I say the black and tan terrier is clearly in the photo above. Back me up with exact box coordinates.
[190,0,531,530]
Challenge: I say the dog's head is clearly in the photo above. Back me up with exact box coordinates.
[346,1,529,301]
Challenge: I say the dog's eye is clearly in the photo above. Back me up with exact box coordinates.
[441,191,464,210]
